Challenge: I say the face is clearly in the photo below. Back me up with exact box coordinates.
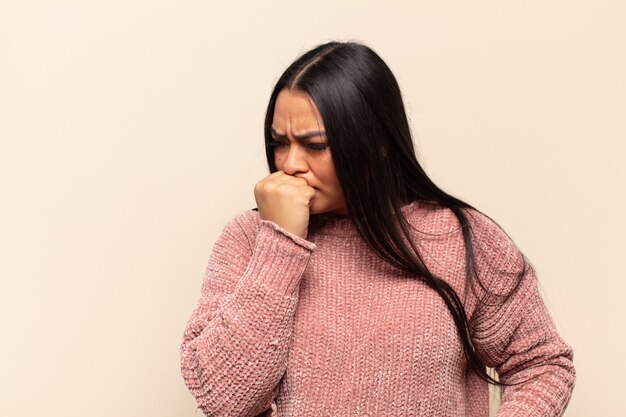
[271,88,348,217]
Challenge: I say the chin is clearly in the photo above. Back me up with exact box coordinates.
[310,203,327,216]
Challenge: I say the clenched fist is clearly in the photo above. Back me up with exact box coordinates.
[254,170,316,240]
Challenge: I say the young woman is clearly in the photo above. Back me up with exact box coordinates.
[179,40,576,416]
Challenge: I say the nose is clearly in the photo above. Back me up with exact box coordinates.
[280,143,309,175]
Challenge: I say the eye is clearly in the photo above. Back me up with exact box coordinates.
[268,140,328,151]
[268,140,286,148]
[307,143,328,151]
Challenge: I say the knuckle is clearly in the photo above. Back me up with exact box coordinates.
[254,181,265,193]
[275,183,289,193]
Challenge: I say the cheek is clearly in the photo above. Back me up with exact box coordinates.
[273,153,283,169]
[316,159,341,188]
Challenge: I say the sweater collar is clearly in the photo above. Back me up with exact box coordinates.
[308,200,420,238]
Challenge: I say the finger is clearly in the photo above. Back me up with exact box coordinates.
[258,170,288,186]
[303,185,316,199]
[271,172,309,187]
[266,170,286,178]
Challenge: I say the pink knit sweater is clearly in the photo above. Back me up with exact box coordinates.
[180,200,575,416]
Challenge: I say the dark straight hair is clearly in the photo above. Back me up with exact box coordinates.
[261,40,530,389]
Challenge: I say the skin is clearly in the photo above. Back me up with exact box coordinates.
[254,88,349,239]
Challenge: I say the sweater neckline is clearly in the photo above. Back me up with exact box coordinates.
[308,200,420,238]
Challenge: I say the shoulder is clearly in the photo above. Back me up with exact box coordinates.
[408,201,513,245]
[409,201,526,285]
[404,200,461,238]
[405,201,508,245]
[462,207,524,273]
[460,207,532,302]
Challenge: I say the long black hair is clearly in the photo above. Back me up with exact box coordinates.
[261,40,530,389]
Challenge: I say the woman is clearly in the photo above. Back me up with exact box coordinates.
[179,40,576,416]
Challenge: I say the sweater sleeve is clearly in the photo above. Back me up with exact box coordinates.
[179,211,317,417]
[467,213,576,417]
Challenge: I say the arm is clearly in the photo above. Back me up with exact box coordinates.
[468,215,576,416]
[179,212,317,417]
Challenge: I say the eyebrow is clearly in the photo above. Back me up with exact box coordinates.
[271,127,326,140]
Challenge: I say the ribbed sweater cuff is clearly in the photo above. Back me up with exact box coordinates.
[239,220,317,297]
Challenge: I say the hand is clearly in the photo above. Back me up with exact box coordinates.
[254,170,316,239]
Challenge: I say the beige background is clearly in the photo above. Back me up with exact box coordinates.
[1,1,624,416]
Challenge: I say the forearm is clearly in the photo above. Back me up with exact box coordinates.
[180,219,316,416]
[475,281,576,417]
[181,281,300,417]
[494,343,576,416]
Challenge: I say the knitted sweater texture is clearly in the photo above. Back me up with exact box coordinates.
[180,201,576,416]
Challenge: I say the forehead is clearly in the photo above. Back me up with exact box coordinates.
[273,89,324,130]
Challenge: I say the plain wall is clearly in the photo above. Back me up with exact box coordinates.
[1,1,624,416]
